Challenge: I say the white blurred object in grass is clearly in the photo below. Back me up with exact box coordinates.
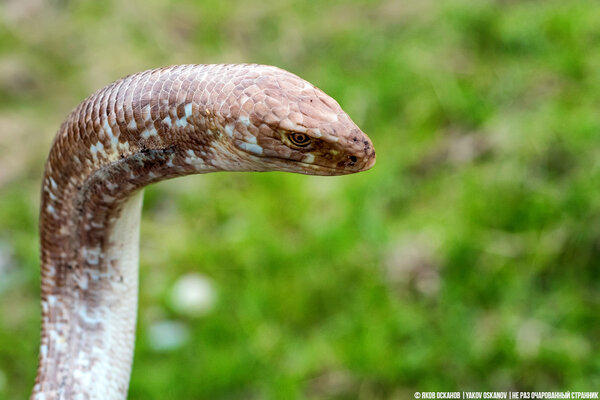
[515,319,545,358]
[170,273,217,316]
[147,320,190,352]
[384,234,441,297]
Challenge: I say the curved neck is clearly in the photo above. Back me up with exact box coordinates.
[34,147,195,399]
[34,190,144,399]
[33,66,231,399]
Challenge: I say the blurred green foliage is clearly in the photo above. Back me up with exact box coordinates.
[0,0,599,398]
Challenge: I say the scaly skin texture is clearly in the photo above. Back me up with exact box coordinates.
[35,64,375,399]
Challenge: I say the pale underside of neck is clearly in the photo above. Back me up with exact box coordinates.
[34,190,143,399]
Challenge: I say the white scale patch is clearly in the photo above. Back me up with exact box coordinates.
[172,103,194,128]
[303,153,315,163]
[79,307,101,325]
[82,246,101,266]
[76,272,88,290]
[103,120,115,140]
[166,153,175,167]
[238,142,263,155]
[224,124,234,137]
[90,270,103,283]
[239,116,250,126]
[47,295,58,306]
[141,127,158,139]
[90,141,107,161]
[103,119,125,157]
[174,118,188,128]
[73,369,92,393]
[110,136,119,149]
[40,344,48,358]
[279,119,307,133]
[119,140,130,153]
[184,149,205,169]
[90,120,129,157]
[48,329,65,345]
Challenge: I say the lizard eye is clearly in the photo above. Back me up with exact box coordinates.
[288,132,311,148]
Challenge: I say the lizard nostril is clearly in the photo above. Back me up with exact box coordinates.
[349,155,357,164]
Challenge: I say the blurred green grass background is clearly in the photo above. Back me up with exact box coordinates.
[0,0,599,398]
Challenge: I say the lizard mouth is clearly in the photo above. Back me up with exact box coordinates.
[264,157,374,176]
